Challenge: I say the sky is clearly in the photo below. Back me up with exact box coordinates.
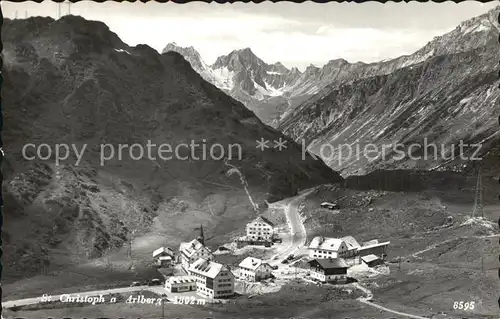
[2,1,498,70]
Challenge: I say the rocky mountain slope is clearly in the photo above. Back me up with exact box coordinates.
[2,15,343,280]
[278,7,500,177]
[164,7,500,135]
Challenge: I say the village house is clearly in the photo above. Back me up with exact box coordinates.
[308,258,349,283]
[238,257,273,281]
[153,247,174,268]
[178,226,213,271]
[179,239,213,272]
[356,241,390,264]
[165,276,196,293]
[308,236,348,259]
[246,216,275,241]
[340,236,361,258]
[188,258,234,299]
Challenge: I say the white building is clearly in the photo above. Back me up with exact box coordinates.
[165,276,196,293]
[246,216,275,241]
[188,258,234,299]
[153,247,174,268]
[308,236,348,259]
[238,257,273,281]
[340,236,361,258]
[179,239,213,272]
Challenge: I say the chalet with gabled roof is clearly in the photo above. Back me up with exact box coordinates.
[340,236,361,258]
[179,239,213,272]
[308,236,348,259]
[238,257,273,281]
[188,258,234,298]
[246,215,275,241]
[308,258,349,283]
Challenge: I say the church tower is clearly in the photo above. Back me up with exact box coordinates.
[197,224,205,245]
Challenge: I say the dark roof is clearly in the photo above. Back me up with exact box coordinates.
[257,215,274,227]
[308,258,348,269]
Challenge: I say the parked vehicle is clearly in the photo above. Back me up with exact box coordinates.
[130,281,141,287]
[148,278,162,286]
[281,259,289,264]
[320,202,339,210]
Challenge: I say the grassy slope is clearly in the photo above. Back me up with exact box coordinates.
[299,175,500,317]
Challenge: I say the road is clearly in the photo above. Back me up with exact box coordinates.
[267,189,314,266]
[358,300,430,319]
[2,285,150,309]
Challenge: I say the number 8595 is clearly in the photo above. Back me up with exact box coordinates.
[453,301,475,310]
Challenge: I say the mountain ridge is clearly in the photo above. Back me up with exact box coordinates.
[162,6,500,126]
[278,17,499,176]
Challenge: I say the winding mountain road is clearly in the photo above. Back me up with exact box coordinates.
[267,189,313,266]
[2,286,151,309]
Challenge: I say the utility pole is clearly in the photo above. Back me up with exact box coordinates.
[128,230,136,260]
[161,293,166,319]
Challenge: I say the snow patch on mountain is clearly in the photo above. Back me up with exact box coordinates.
[211,67,235,91]
[114,48,131,55]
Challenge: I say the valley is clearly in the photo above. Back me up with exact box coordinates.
[2,4,500,319]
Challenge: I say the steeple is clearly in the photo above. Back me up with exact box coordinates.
[197,224,205,245]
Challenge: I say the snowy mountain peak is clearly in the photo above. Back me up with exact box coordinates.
[212,47,266,72]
